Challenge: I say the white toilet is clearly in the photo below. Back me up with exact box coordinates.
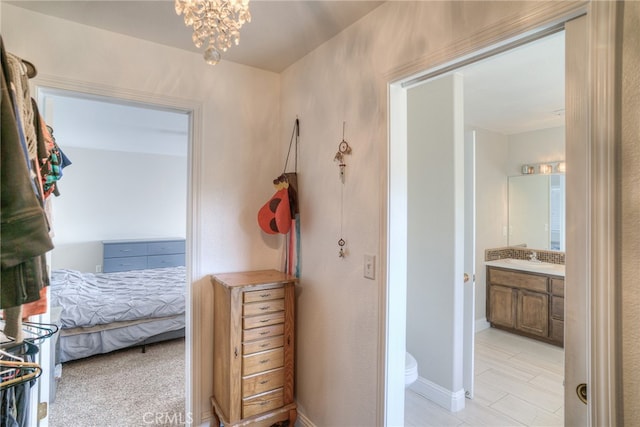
[405,352,418,387]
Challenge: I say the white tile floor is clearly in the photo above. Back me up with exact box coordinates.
[405,328,564,427]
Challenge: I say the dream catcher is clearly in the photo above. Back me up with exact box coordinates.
[334,122,352,258]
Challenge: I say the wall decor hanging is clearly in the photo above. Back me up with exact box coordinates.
[257,118,300,276]
[334,122,352,258]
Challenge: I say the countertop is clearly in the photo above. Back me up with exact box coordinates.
[485,258,565,277]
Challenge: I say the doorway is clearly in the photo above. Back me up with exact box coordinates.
[34,86,194,425]
[385,15,590,426]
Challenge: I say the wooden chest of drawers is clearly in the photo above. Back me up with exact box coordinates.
[211,270,297,427]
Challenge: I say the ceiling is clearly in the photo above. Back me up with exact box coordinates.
[9,0,384,73]
[11,1,565,151]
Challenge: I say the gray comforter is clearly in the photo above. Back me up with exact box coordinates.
[50,266,186,329]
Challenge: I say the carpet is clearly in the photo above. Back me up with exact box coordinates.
[49,338,186,427]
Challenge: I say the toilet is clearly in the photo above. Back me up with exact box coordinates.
[405,352,418,387]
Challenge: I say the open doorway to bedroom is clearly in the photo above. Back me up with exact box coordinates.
[37,88,190,425]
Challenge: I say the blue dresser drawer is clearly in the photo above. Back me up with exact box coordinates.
[148,240,185,255]
[103,256,148,273]
[103,242,147,259]
[147,254,185,269]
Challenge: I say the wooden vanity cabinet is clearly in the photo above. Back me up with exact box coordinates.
[211,270,297,427]
[486,266,564,346]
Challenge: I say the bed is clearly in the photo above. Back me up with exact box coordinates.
[50,238,186,362]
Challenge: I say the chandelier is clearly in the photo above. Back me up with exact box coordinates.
[175,0,251,65]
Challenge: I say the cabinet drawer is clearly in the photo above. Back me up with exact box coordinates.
[551,278,564,297]
[147,253,185,269]
[489,268,548,293]
[244,324,284,342]
[243,348,284,376]
[103,243,147,258]
[244,312,285,330]
[242,388,284,419]
[244,299,285,316]
[244,288,285,303]
[551,296,564,320]
[147,240,185,255]
[103,256,147,273]
[243,336,284,355]
[242,368,285,398]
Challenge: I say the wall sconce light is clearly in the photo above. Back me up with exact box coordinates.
[520,161,565,175]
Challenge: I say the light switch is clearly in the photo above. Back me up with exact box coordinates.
[364,254,375,280]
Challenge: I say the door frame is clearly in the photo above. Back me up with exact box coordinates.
[380,1,620,426]
[32,75,203,425]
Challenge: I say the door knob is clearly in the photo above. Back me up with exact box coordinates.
[464,273,470,283]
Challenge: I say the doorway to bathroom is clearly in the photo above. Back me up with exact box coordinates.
[385,13,590,426]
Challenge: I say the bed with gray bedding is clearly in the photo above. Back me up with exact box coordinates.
[50,266,186,362]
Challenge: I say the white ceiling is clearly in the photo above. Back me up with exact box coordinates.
[12,1,565,153]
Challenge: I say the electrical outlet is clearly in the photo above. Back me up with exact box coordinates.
[96,264,102,273]
[364,254,375,280]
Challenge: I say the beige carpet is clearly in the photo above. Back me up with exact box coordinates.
[49,338,185,427]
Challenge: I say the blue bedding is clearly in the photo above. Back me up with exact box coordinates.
[50,266,186,329]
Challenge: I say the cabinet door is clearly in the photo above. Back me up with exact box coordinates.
[516,290,549,337]
[488,285,516,328]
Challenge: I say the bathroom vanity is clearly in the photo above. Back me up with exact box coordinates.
[485,259,564,347]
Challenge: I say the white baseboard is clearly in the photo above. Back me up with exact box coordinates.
[475,318,491,333]
[408,377,466,412]
[295,410,316,427]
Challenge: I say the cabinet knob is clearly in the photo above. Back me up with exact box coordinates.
[234,347,238,358]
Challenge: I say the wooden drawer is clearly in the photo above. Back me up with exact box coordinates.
[243,348,284,376]
[103,242,147,258]
[147,240,185,255]
[551,296,564,320]
[244,312,285,330]
[242,388,284,419]
[244,299,285,316]
[489,268,548,293]
[551,278,564,296]
[147,253,185,269]
[244,288,285,303]
[103,256,147,273]
[243,336,284,355]
[244,324,284,342]
[242,368,285,398]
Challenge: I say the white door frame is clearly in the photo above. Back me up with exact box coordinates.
[33,75,203,425]
[380,1,620,425]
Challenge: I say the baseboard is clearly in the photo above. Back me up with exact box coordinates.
[295,410,316,427]
[475,318,491,333]
[409,377,466,412]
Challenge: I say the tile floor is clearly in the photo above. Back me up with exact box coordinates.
[405,327,564,427]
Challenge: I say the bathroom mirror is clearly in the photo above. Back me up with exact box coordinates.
[508,174,566,251]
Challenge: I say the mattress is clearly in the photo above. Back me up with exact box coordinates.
[50,266,186,329]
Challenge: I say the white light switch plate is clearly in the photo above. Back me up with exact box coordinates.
[364,254,375,280]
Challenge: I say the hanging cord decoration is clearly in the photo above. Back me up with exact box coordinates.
[256,118,301,276]
[334,122,352,258]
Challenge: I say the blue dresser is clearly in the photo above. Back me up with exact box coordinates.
[102,238,186,273]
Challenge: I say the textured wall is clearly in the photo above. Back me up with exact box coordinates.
[621,1,640,423]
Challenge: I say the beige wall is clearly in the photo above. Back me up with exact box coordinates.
[621,1,640,424]
[1,4,281,424]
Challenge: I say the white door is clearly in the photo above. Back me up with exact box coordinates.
[463,130,476,399]
[405,72,466,410]
[564,14,588,424]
